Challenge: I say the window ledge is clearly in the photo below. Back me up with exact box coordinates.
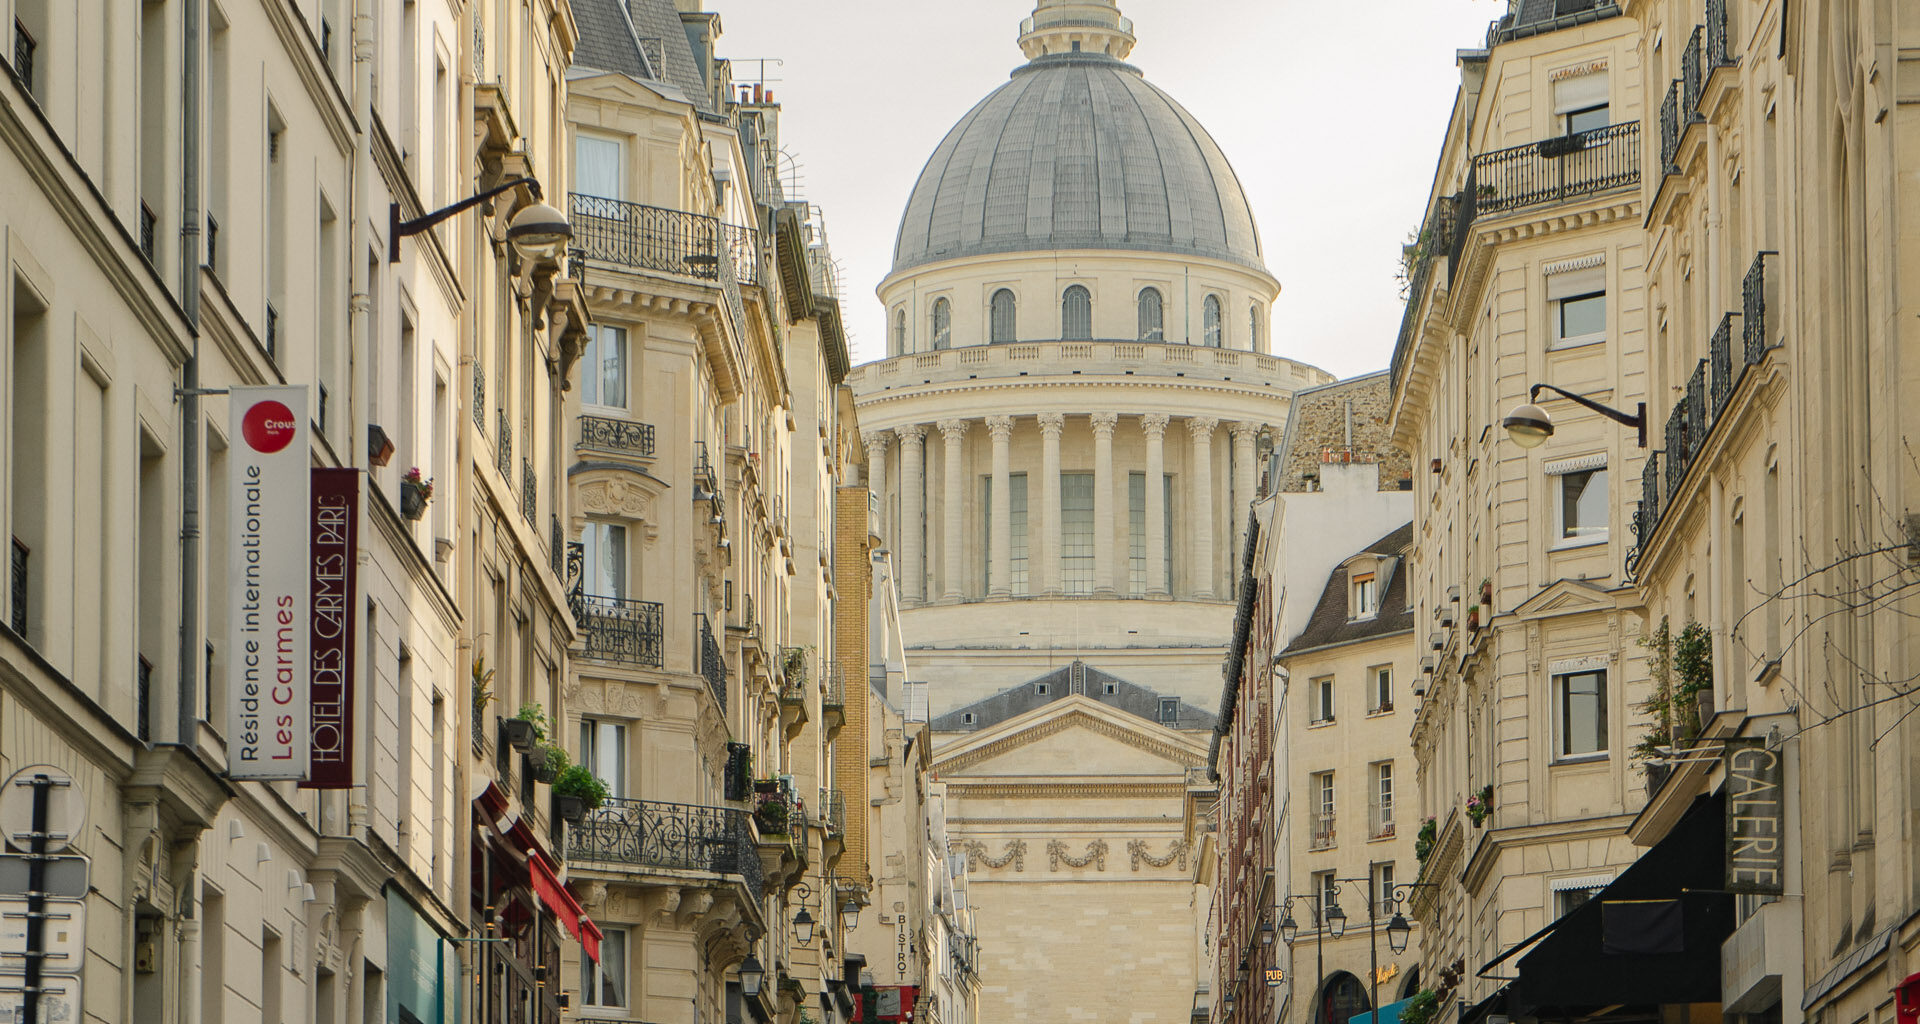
[1552,752,1610,767]
[1547,333,1607,352]
[1308,718,1337,729]
[1366,706,1396,718]
[1550,534,1609,552]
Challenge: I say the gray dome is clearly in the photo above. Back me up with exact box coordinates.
[892,53,1266,275]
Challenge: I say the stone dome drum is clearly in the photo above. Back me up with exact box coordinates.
[891,51,1267,275]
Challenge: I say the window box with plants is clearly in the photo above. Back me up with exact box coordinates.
[1465,603,1481,631]
[1465,784,1493,827]
[502,702,546,753]
[552,764,610,825]
[1632,618,1714,787]
[400,467,433,521]
[528,739,566,785]
[1415,816,1437,866]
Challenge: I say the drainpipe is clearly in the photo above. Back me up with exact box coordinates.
[347,0,376,843]
[177,0,204,749]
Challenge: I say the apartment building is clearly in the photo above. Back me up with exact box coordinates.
[1387,2,1655,1020]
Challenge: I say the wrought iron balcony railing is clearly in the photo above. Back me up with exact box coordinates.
[1368,799,1395,840]
[14,19,36,96]
[472,365,486,431]
[1309,813,1336,851]
[1660,81,1683,173]
[571,593,665,667]
[1472,122,1641,218]
[1681,27,1705,114]
[1630,251,1780,573]
[566,797,764,902]
[10,536,27,636]
[521,459,538,527]
[579,414,655,458]
[497,409,512,477]
[826,788,846,834]
[698,613,726,711]
[1706,0,1735,70]
[821,658,845,713]
[571,194,726,280]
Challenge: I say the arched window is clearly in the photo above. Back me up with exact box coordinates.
[1248,304,1262,352]
[1203,294,1223,347]
[990,289,1017,343]
[1062,285,1092,340]
[1137,287,1164,341]
[931,298,952,350]
[891,307,906,356]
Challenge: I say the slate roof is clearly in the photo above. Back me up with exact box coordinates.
[1280,523,1416,656]
[567,0,714,115]
[930,661,1218,734]
[892,52,1265,275]
[1488,0,1621,44]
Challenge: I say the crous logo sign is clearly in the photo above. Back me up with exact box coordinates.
[242,400,298,453]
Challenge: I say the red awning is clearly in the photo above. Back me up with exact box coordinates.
[529,855,602,961]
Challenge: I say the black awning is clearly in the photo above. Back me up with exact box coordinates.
[1512,791,1735,1014]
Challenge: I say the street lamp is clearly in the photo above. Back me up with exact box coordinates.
[388,176,572,263]
[1503,383,1648,449]
[738,954,765,998]
[793,907,816,946]
[1277,890,1342,1024]
[1325,901,1347,938]
[1259,920,1276,946]
[1278,910,1299,946]
[1329,877,1438,1024]
[840,897,860,932]
[1386,912,1412,954]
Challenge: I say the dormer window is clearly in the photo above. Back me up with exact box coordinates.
[1351,572,1378,619]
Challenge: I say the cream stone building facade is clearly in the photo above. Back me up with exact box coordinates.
[1387,3,1657,1021]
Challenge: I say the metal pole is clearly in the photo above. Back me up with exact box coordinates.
[1367,877,1379,1024]
[22,774,49,1024]
[1314,897,1325,1024]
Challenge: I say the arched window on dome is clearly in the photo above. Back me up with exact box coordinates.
[1137,288,1165,341]
[1062,285,1093,340]
[891,306,906,356]
[931,298,952,350]
[1249,304,1262,352]
[990,289,1017,343]
[1203,294,1223,347]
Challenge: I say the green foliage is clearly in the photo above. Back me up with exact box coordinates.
[1635,618,1715,763]
[1415,817,1438,864]
[537,743,570,775]
[552,764,610,809]
[514,702,550,744]
[472,655,496,711]
[1401,989,1441,1024]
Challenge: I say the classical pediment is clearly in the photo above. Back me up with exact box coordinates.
[1511,577,1637,620]
[932,696,1206,778]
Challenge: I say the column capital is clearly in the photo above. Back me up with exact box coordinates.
[863,431,892,453]
[1187,416,1220,440]
[937,418,971,442]
[1229,421,1265,444]
[1140,413,1170,440]
[896,423,926,445]
[1088,412,1119,438]
[985,415,1014,441]
[1037,413,1066,439]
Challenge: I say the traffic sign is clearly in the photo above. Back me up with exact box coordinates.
[0,971,82,1022]
[0,899,84,974]
[0,857,88,900]
[0,768,82,855]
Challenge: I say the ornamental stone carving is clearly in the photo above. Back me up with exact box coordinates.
[1126,838,1190,871]
[1037,413,1065,438]
[1046,838,1109,871]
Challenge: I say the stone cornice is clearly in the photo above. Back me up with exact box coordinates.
[933,706,1203,775]
[940,782,1187,800]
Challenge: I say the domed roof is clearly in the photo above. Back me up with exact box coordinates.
[891,50,1267,275]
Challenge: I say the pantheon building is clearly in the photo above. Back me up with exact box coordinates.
[846,2,1332,1020]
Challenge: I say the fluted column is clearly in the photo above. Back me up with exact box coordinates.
[1188,417,1219,599]
[1230,422,1262,570]
[1090,412,1119,595]
[1037,413,1065,597]
[1142,414,1169,597]
[986,415,1014,599]
[938,419,969,603]
[864,430,890,524]
[897,424,926,606]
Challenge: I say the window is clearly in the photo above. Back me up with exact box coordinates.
[1060,472,1094,594]
[1372,862,1397,915]
[1555,467,1609,544]
[1311,677,1334,724]
[1547,264,1606,348]
[581,927,628,1008]
[580,325,627,409]
[931,298,951,350]
[1159,697,1179,724]
[1556,885,1605,917]
[1310,775,1335,849]
[1104,681,1117,695]
[578,718,626,798]
[1369,666,1392,713]
[1137,287,1164,341]
[1554,667,1608,757]
[575,133,623,200]
[990,289,1017,343]
[1369,762,1394,839]
[1248,305,1261,352]
[1312,871,1338,914]
[1351,572,1377,618]
[13,18,36,97]
[1062,285,1092,340]
[1036,682,1049,695]
[985,472,1032,597]
[582,522,627,598]
[1202,294,1223,346]
[962,712,975,725]
[892,307,906,356]
[1128,472,1147,594]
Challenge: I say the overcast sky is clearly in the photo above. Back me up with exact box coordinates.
[708,0,1497,380]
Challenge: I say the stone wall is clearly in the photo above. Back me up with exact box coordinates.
[1275,373,1411,493]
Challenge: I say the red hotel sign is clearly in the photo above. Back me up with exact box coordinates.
[302,469,358,789]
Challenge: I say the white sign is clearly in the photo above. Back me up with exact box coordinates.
[0,972,82,1022]
[0,898,85,972]
[226,386,311,779]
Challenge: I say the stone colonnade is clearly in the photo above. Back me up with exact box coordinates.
[863,414,1265,606]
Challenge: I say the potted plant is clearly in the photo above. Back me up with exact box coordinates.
[1480,576,1493,606]
[471,655,496,739]
[1465,784,1493,827]
[754,790,793,836]
[503,702,545,752]
[367,424,395,467]
[530,742,566,785]
[552,764,610,825]
[400,467,433,521]
[1465,603,1481,631]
